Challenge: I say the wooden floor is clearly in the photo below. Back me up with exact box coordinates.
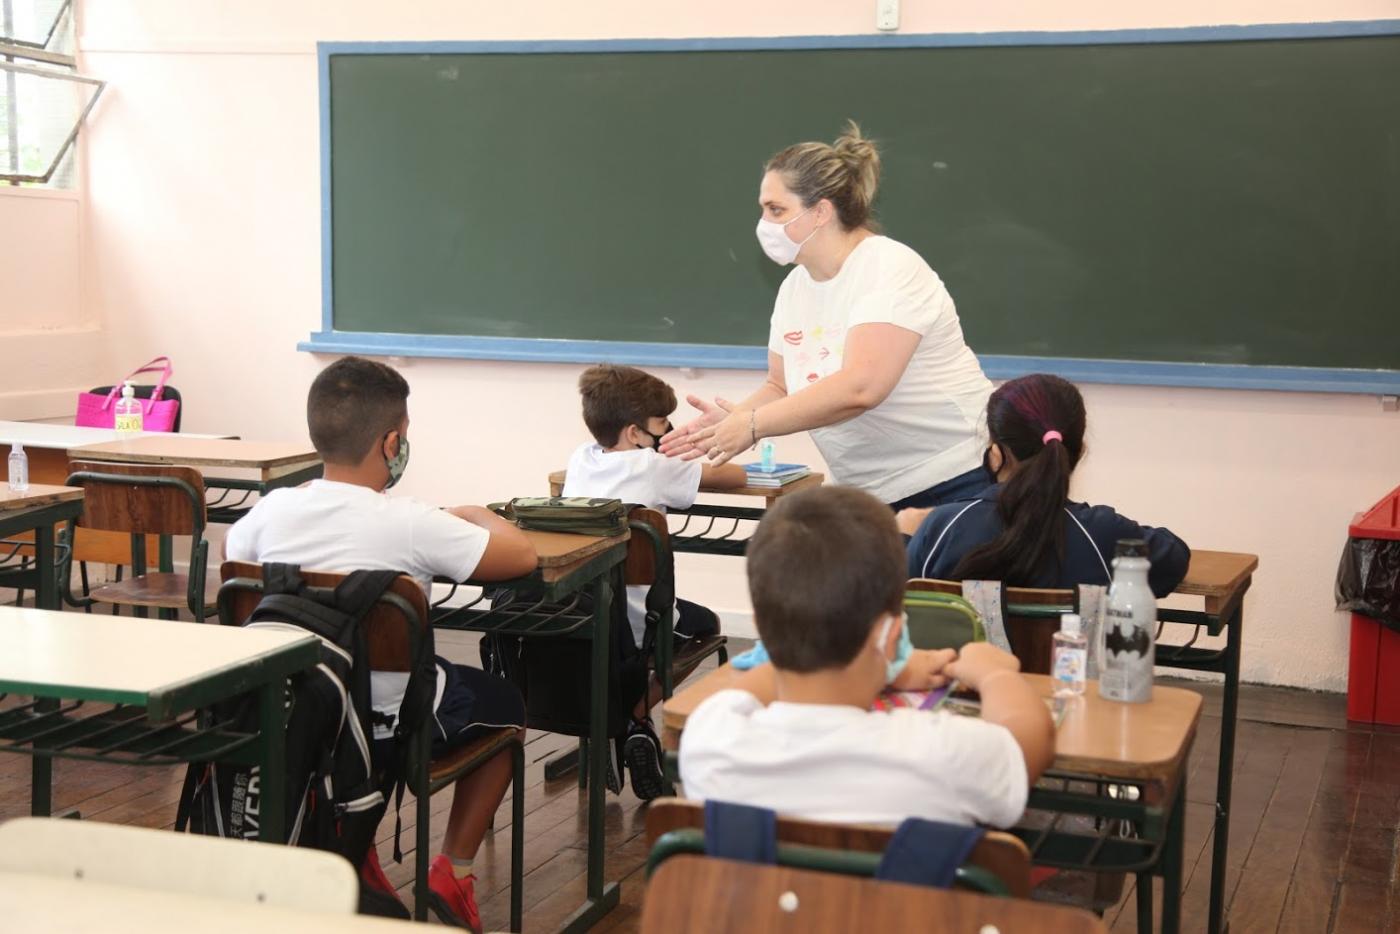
[2,627,1393,933]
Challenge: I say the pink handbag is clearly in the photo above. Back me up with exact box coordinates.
[75,356,181,432]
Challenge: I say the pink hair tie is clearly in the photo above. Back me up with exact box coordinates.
[1042,430,1063,444]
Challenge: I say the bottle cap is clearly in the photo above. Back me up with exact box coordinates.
[1060,613,1082,635]
[122,380,135,397]
[1114,539,1148,558]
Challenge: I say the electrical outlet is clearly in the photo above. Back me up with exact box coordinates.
[876,0,899,31]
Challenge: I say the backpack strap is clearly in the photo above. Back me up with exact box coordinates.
[875,818,985,888]
[703,800,777,864]
[261,562,304,597]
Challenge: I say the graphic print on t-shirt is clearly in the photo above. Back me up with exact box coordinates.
[792,322,846,388]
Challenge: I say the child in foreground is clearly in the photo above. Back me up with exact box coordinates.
[679,486,1054,826]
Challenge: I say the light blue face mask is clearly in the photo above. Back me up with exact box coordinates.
[877,612,914,683]
[383,434,410,490]
[731,612,913,686]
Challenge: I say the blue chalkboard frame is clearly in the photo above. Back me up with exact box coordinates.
[304,19,1400,395]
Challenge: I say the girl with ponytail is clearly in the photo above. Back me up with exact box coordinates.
[903,374,1190,597]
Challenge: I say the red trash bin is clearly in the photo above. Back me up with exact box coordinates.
[1343,485,1400,724]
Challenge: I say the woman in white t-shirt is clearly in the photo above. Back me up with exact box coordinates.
[662,122,994,509]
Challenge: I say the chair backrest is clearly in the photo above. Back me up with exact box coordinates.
[640,855,1105,934]
[902,590,984,651]
[66,460,206,537]
[219,560,428,671]
[644,799,1031,899]
[0,816,356,913]
[909,578,1076,674]
[89,383,184,433]
[625,506,670,587]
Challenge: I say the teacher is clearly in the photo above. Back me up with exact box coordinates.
[662,121,994,510]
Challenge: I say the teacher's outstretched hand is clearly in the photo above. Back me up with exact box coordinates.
[660,121,996,510]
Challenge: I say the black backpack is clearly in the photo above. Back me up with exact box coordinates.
[480,581,649,741]
[176,563,435,916]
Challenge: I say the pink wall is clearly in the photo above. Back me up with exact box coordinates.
[57,0,1400,689]
[0,188,104,419]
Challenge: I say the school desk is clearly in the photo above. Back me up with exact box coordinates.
[0,421,231,567]
[68,436,322,523]
[662,669,1202,934]
[0,485,85,610]
[430,526,632,933]
[1154,549,1257,934]
[641,854,1109,934]
[548,468,824,557]
[0,606,318,843]
[0,874,417,933]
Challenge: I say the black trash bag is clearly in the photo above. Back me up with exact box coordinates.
[1336,537,1400,632]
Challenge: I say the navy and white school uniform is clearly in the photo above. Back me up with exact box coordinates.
[906,485,1191,598]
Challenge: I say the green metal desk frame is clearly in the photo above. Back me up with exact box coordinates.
[0,497,84,611]
[0,635,318,844]
[1018,767,1190,934]
[432,539,629,933]
[203,461,324,525]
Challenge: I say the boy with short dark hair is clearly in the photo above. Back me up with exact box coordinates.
[563,364,746,799]
[680,486,1055,827]
[227,355,536,931]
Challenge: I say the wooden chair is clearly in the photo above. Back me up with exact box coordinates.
[644,798,1031,899]
[640,854,1106,934]
[908,578,1077,674]
[628,506,728,698]
[59,460,218,620]
[218,561,525,931]
[0,816,356,913]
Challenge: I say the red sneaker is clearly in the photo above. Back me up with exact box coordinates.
[358,847,409,919]
[428,854,484,933]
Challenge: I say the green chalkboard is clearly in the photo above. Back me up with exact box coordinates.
[323,34,1400,374]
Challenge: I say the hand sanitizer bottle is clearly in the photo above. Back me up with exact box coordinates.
[759,439,776,472]
[114,381,144,435]
[8,442,29,493]
[1099,539,1156,703]
[1052,613,1087,697]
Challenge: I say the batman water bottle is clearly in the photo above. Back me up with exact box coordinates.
[1099,539,1155,703]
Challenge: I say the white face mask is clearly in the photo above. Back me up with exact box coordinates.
[755,207,818,265]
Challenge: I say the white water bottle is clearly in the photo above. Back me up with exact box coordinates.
[1052,613,1087,697]
[8,442,29,492]
[1099,539,1155,703]
[114,381,143,435]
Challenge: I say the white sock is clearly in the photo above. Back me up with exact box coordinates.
[449,855,474,878]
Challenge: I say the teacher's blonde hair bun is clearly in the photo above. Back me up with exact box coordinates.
[766,120,882,231]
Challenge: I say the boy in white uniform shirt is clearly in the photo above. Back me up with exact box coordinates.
[680,486,1055,827]
[226,356,537,932]
[563,364,746,799]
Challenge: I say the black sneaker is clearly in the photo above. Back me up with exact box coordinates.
[623,718,667,801]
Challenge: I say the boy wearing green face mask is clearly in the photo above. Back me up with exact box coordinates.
[226,355,536,931]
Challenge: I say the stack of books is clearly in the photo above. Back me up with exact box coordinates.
[743,462,811,488]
